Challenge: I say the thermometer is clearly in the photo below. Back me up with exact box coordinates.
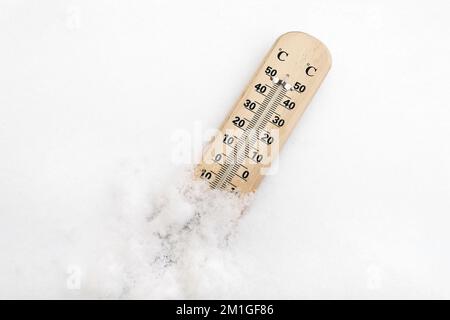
[196,32,331,193]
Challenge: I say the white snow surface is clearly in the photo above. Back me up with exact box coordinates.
[1,0,450,299]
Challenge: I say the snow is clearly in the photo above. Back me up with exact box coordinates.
[65,169,253,299]
[1,0,450,299]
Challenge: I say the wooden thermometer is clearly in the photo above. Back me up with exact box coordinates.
[196,32,331,193]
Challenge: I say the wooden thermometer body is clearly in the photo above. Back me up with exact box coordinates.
[196,32,331,193]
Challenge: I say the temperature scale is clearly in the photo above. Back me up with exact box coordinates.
[196,32,331,193]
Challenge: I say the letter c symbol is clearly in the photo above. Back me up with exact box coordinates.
[277,51,288,61]
[306,65,317,77]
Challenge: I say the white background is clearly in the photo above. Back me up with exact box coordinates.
[1,0,450,298]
